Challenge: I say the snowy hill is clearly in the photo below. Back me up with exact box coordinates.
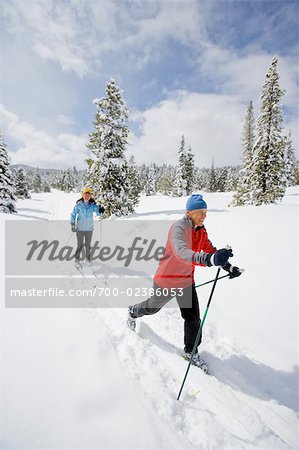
[0,188,298,449]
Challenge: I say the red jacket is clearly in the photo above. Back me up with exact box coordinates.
[154,215,216,288]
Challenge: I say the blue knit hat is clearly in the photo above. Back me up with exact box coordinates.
[186,194,207,211]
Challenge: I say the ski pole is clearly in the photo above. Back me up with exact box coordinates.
[194,273,229,289]
[177,267,221,401]
[64,231,74,247]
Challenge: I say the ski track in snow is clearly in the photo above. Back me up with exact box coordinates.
[90,305,297,450]
[1,189,298,449]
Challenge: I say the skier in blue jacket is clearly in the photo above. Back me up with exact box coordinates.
[70,187,104,265]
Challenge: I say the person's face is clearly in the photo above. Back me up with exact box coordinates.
[83,192,91,202]
[187,209,207,227]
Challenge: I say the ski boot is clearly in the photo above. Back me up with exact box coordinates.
[183,351,210,374]
[127,306,137,331]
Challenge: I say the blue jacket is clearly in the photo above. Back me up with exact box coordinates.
[71,200,102,231]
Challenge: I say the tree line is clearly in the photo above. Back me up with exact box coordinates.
[0,56,297,215]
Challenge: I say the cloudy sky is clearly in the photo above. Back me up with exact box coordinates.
[0,0,298,169]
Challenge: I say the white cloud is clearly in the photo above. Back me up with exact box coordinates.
[33,43,89,78]
[0,30,78,135]
[1,0,90,77]
[197,46,298,111]
[57,115,75,126]
[0,104,88,169]
[1,0,206,76]
[200,49,299,155]
[129,90,245,167]
[129,88,299,167]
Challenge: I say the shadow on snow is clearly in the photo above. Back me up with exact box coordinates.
[138,321,299,413]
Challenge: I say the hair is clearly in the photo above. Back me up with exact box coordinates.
[76,197,96,204]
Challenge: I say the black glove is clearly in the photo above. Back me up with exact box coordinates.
[71,223,76,232]
[99,205,105,214]
[209,248,233,266]
[222,262,242,278]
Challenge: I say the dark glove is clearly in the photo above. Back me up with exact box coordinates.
[210,248,233,266]
[71,223,76,232]
[99,205,105,214]
[222,262,242,278]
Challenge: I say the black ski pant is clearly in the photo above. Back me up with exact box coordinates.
[75,231,93,261]
[131,282,201,353]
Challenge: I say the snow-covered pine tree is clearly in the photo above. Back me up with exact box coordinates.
[48,171,59,190]
[250,57,286,205]
[206,159,217,192]
[127,155,142,203]
[225,166,237,191]
[193,167,205,190]
[138,164,149,192]
[216,167,228,192]
[42,180,51,193]
[294,162,299,186]
[173,135,187,196]
[232,101,255,205]
[31,170,42,193]
[87,79,137,216]
[62,169,75,192]
[185,146,195,195]
[72,166,80,191]
[284,130,297,187]
[14,167,30,198]
[172,164,187,197]
[0,131,17,213]
[145,163,157,196]
[57,171,64,191]
[157,164,175,195]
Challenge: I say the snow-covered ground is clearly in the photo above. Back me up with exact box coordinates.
[0,188,298,449]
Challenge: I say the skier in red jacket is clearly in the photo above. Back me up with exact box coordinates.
[127,194,241,370]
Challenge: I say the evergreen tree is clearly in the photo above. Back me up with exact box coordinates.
[202,168,210,191]
[86,79,138,216]
[42,180,51,193]
[0,131,17,213]
[173,135,188,196]
[31,170,42,193]
[193,167,206,190]
[14,167,30,199]
[57,170,66,191]
[206,159,217,192]
[294,162,299,186]
[145,163,157,196]
[216,167,228,192]
[127,155,142,203]
[62,169,75,192]
[157,164,175,195]
[138,163,149,192]
[284,130,297,187]
[72,166,80,191]
[232,101,255,205]
[185,146,195,194]
[225,167,237,191]
[178,135,187,196]
[250,56,286,205]
[172,164,187,196]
